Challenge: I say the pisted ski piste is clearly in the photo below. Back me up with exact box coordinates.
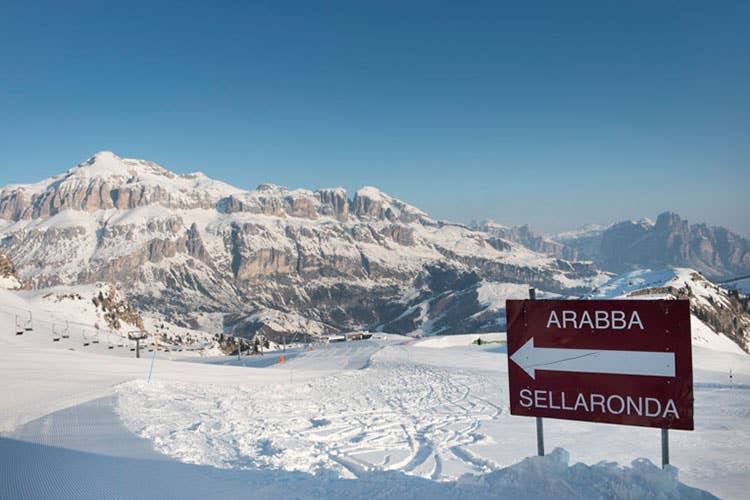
[507,298,693,468]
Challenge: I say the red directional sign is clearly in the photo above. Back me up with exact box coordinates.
[506,299,693,430]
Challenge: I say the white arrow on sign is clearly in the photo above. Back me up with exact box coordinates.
[510,338,675,380]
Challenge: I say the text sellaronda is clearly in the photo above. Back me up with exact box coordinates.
[519,389,680,419]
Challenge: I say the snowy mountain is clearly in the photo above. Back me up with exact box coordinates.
[473,221,578,261]
[0,152,609,339]
[589,267,750,353]
[551,213,750,280]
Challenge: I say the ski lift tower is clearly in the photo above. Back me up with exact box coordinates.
[252,332,268,355]
[128,331,148,359]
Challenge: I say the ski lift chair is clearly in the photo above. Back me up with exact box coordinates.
[24,312,33,332]
[82,330,90,347]
[52,324,61,342]
[62,322,70,339]
[15,315,24,335]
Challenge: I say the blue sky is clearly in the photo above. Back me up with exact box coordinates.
[1,1,748,236]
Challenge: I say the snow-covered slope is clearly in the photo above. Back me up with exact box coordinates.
[0,284,217,362]
[2,308,745,498]
[0,152,610,338]
[721,276,750,296]
[590,267,750,353]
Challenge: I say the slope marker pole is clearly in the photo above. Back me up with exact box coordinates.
[148,335,159,383]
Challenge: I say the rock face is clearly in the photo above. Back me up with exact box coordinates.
[91,284,145,331]
[554,213,750,281]
[476,222,578,261]
[0,152,611,337]
[0,253,25,290]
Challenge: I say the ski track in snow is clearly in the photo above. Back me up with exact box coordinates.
[110,336,750,498]
[117,354,504,481]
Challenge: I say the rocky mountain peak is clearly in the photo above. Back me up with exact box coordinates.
[0,153,434,226]
[83,150,122,167]
[0,152,243,220]
[352,186,428,223]
[256,183,286,192]
[654,211,687,231]
[71,151,173,180]
[554,213,750,281]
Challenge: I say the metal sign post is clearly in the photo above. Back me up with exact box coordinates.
[528,287,545,457]
[662,428,669,468]
[536,416,545,457]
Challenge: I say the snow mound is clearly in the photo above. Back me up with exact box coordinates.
[0,274,22,290]
[464,448,714,499]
